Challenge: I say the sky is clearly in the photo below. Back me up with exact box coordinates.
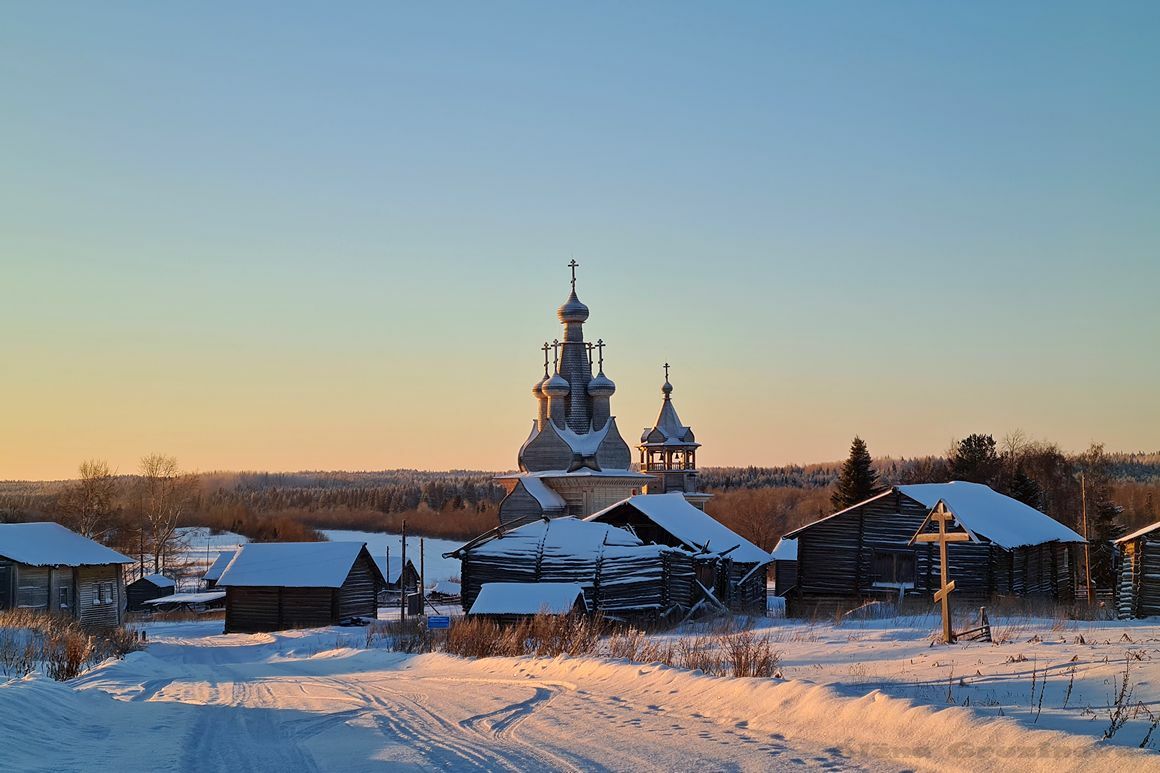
[2,2,1158,480]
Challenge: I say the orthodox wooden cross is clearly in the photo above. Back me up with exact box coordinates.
[568,258,579,289]
[912,500,971,643]
[595,339,605,372]
[552,339,560,372]
[541,342,551,376]
[663,362,670,381]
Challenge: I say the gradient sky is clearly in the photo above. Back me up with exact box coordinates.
[3,3,1158,480]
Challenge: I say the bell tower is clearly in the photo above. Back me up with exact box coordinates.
[639,364,711,510]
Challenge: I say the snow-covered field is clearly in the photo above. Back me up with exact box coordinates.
[2,615,1158,772]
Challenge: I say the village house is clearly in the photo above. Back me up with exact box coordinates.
[585,493,772,613]
[467,582,588,624]
[125,573,176,611]
[216,542,386,633]
[783,482,1086,616]
[769,537,797,597]
[0,522,133,626]
[202,550,236,589]
[1115,521,1160,619]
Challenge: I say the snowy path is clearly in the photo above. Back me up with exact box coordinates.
[0,622,1154,772]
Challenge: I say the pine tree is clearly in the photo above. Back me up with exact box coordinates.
[831,436,883,511]
[1009,465,1044,511]
[951,434,1001,485]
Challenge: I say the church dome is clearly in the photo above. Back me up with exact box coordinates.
[587,372,615,397]
[661,378,673,397]
[544,373,570,397]
[557,289,590,323]
[532,374,549,396]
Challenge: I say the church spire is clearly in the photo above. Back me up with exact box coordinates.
[556,260,592,432]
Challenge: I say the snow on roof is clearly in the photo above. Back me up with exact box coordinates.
[770,538,797,562]
[899,483,1085,549]
[586,493,772,565]
[427,579,461,595]
[142,591,225,605]
[1116,520,1160,544]
[0,522,133,567]
[203,550,237,581]
[470,517,644,561]
[216,542,385,588]
[468,582,587,616]
[139,574,176,588]
[371,554,416,584]
[519,477,566,510]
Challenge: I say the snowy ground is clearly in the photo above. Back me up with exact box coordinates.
[1,615,1158,772]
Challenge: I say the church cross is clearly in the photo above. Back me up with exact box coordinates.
[552,339,560,372]
[913,500,971,643]
[541,342,551,376]
[663,362,670,381]
[568,259,579,290]
[595,339,605,373]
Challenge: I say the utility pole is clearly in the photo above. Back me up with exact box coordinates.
[420,537,426,616]
[400,520,407,623]
[1081,473,1093,604]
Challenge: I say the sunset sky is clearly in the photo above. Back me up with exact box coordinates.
[3,3,1158,480]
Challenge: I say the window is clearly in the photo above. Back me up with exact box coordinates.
[872,549,916,586]
[58,586,70,609]
[100,582,114,605]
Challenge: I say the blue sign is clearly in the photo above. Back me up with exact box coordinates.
[427,615,451,630]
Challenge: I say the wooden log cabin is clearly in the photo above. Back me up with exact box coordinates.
[216,542,386,633]
[202,550,236,590]
[782,482,1085,617]
[125,573,176,611]
[585,493,773,613]
[467,582,588,624]
[1116,521,1160,619]
[0,522,133,626]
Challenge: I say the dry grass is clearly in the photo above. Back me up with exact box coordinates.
[0,610,141,681]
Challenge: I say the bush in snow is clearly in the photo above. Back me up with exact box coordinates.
[0,610,140,681]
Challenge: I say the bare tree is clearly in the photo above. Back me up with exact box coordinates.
[59,459,120,540]
[137,453,196,574]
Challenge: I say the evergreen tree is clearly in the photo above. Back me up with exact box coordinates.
[831,436,883,511]
[951,434,1001,485]
[1009,465,1045,511]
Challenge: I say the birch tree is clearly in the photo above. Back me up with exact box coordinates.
[137,453,195,573]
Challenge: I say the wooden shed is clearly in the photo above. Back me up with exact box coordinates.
[0,522,133,626]
[585,493,773,613]
[783,482,1085,617]
[1116,522,1160,619]
[468,582,588,624]
[770,538,798,597]
[126,573,176,611]
[202,550,236,590]
[216,542,386,633]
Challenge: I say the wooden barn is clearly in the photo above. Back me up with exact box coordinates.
[216,542,386,633]
[585,493,773,613]
[448,515,697,621]
[126,573,176,611]
[770,538,798,597]
[783,482,1085,617]
[202,550,236,589]
[0,522,133,626]
[468,582,588,624]
[1116,521,1160,619]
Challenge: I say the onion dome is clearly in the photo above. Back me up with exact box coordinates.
[661,378,673,398]
[544,373,570,397]
[557,289,590,323]
[532,374,549,397]
[587,371,615,397]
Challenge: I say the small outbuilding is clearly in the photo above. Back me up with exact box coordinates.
[585,493,773,612]
[216,542,386,633]
[468,582,588,624]
[784,482,1086,617]
[202,550,236,589]
[126,573,176,611]
[142,590,226,614]
[1116,521,1160,619]
[0,522,133,626]
[770,537,798,597]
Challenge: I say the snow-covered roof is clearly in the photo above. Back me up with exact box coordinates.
[468,516,644,561]
[138,574,176,588]
[143,591,225,605]
[468,582,587,616]
[0,522,133,567]
[899,483,1085,549]
[216,542,385,588]
[427,579,461,595]
[640,397,698,448]
[784,482,1084,549]
[586,493,772,565]
[770,538,797,562]
[203,550,237,582]
[1116,520,1160,544]
[371,554,416,584]
[519,477,566,510]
